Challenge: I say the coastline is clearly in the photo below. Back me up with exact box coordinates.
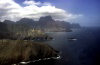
[0,40,60,65]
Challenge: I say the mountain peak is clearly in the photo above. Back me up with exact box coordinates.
[4,20,13,22]
[3,20,14,24]
[39,16,54,21]
[19,18,34,22]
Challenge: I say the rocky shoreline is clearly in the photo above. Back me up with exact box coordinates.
[0,40,60,65]
[12,55,60,65]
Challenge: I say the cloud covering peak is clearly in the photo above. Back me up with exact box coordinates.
[0,0,82,21]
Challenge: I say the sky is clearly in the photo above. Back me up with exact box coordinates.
[0,0,100,27]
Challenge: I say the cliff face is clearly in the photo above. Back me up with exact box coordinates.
[0,22,11,39]
[0,40,59,65]
[71,23,81,29]
[37,16,71,32]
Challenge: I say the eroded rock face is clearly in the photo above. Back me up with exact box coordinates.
[0,40,59,65]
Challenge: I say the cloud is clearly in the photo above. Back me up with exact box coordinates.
[23,0,41,6]
[0,0,82,21]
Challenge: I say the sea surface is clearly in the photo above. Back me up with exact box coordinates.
[44,27,100,65]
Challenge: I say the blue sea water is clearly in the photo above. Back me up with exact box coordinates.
[29,27,100,65]
[44,27,100,65]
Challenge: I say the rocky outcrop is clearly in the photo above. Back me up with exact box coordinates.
[0,40,59,65]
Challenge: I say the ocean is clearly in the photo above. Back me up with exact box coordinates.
[44,27,100,65]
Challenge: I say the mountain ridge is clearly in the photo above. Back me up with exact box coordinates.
[0,16,81,33]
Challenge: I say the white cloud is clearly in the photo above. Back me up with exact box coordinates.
[0,0,82,21]
[23,0,41,6]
